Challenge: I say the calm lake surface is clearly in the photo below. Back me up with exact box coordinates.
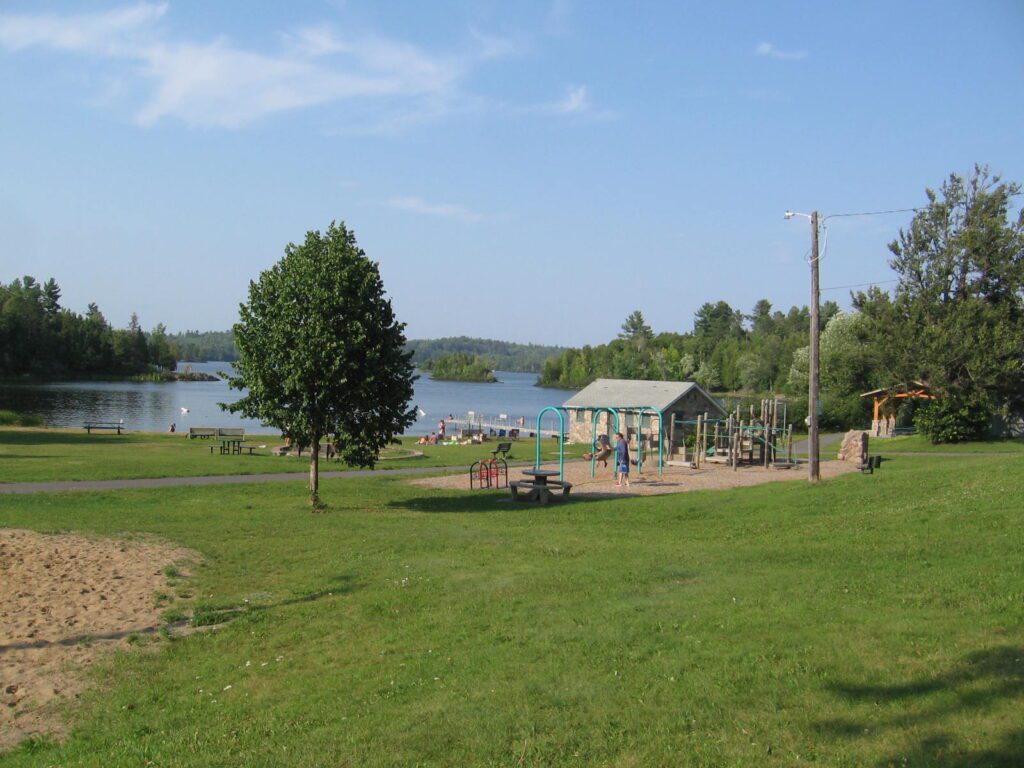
[0,362,577,435]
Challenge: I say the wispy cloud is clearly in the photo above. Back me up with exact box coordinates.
[544,0,572,35]
[387,196,483,222]
[0,3,491,130]
[542,84,616,120]
[754,41,808,61]
[556,84,588,114]
[0,2,165,55]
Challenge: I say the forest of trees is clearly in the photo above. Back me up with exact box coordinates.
[539,301,853,426]
[539,302,839,390]
[167,330,239,362]
[422,352,498,383]
[0,277,178,377]
[155,334,565,370]
[406,337,565,373]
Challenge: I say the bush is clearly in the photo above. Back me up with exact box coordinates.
[915,394,991,443]
[0,410,44,426]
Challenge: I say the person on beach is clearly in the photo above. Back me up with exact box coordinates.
[438,420,446,440]
[614,432,630,487]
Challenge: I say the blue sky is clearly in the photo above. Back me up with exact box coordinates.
[2,1,1022,346]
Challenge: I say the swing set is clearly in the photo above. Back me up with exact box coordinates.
[533,405,666,481]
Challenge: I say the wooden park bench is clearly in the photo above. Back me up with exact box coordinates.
[83,421,124,435]
[491,442,512,459]
[216,428,245,439]
[188,427,217,439]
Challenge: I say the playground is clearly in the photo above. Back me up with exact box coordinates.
[413,455,858,497]
[431,394,841,499]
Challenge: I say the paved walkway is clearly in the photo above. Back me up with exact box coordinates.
[0,465,469,495]
[790,432,845,456]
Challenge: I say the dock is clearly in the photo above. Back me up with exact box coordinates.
[443,412,563,438]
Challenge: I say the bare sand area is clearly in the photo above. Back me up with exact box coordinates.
[411,458,859,496]
[0,529,196,750]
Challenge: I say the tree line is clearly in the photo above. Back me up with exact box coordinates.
[540,167,1024,442]
[406,336,565,373]
[0,277,177,377]
[422,352,497,382]
[166,330,239,362]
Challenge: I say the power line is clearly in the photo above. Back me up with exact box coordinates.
[824,191,1024,221]
[824,206,921,219]
[815,280,897,290]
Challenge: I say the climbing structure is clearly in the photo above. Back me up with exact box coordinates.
[672,397,796,470]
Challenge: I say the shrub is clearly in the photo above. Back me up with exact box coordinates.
[915,393,991,443]
[0,410,44,426]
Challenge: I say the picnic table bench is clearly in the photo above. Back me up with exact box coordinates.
[510,469,573,504]
[84,421,124,435]
[191,427,245,440]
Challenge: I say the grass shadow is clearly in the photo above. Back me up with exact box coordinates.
[817,645,1024,766]
[386,492,512,514]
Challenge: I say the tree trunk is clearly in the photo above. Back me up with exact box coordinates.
[309,434,320,505]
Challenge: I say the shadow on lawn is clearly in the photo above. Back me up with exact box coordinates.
[818,645,1024,766]
[387,493,510,514]
[208,573,363,624]
[0,431,136,446]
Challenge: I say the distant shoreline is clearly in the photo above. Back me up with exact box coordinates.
[0,370,219,384]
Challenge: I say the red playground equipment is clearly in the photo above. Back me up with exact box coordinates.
[469,457,508,490]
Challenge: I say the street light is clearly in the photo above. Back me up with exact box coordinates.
[784,209,821,484]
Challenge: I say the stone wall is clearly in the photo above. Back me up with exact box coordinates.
[567,409,663,447]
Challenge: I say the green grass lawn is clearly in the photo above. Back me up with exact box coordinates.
[873,434,1024,454]
[1,450,1022,766]
[0,429,584,483]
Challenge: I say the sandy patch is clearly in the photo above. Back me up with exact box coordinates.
[0,529,196,750]
[410,458,860,497]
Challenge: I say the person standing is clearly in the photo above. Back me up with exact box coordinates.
[438,419,446,441]
[614,432,630,487]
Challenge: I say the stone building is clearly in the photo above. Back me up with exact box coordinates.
[562,379,727,451]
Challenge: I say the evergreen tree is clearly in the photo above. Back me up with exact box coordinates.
[855,166,1024,442]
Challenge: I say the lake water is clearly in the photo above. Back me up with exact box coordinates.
[0,363,577,436]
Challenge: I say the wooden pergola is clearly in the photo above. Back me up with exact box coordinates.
[860,381,935,421]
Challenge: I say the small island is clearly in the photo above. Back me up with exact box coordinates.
[422,352,497,383]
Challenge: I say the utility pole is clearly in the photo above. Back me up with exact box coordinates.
[808,211,821,484]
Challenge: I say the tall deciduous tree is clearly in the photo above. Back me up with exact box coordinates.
[225,221,416,505]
